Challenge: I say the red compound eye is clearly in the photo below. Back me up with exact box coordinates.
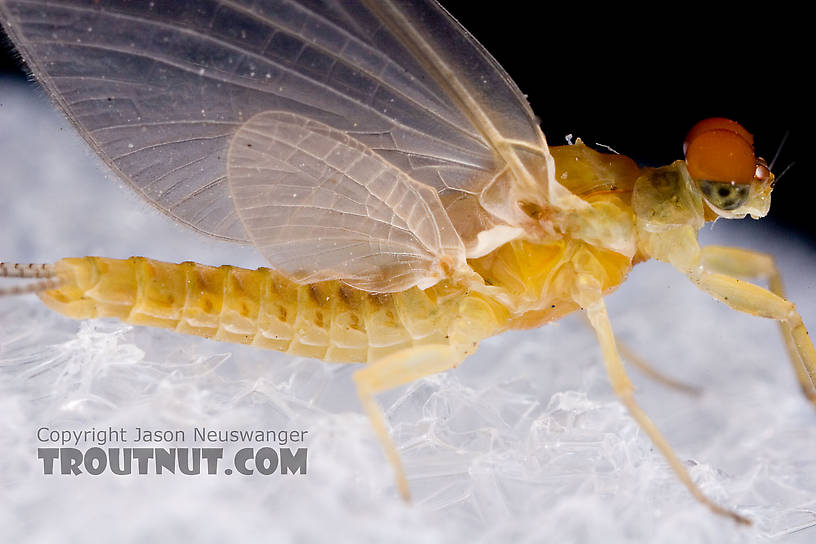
[684,117,756,184]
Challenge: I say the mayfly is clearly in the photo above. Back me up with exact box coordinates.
[1,0,814,524]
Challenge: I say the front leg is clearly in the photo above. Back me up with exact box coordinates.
[690,246,816,405]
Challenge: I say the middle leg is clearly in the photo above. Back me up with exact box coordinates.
[578,286,749,524]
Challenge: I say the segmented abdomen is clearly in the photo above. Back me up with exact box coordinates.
[40,257,503,363]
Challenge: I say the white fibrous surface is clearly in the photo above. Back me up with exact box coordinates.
[1,77,815,543]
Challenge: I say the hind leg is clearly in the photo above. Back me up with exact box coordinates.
[354,296,500,499]
[353,344,467,501]
[695,245,816,405]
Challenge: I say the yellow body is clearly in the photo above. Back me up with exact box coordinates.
[39,256,503,363]
[39,239,631,364]
[38,143,637,362]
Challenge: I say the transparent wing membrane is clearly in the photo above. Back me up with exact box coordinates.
[0,0,557,286]
[228,111,465,291]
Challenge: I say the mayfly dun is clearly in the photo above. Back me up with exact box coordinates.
[1,0,813,525]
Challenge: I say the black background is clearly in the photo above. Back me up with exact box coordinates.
[1,2,811,244]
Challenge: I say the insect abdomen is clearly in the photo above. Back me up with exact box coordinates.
[39,257,484,363]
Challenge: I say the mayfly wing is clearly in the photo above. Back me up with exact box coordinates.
[0,0,557,289]
[227,111,465,291]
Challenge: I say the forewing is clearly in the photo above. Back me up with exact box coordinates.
[0,0,553,281]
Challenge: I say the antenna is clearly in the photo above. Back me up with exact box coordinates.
[769,130,790,172]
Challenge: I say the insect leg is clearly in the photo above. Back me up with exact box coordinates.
[579,312,701,395]
[690,246,816,405]
[353,344,467,501]
[580,288,750,524]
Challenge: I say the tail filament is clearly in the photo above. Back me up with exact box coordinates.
[0,262,64,296]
